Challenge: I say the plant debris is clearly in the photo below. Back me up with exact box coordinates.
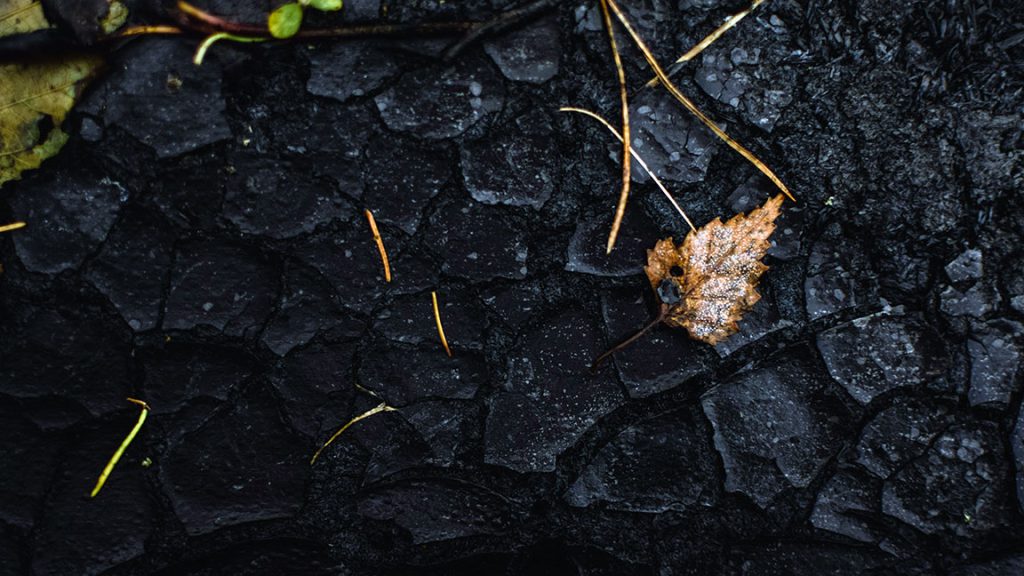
[364,209,391,282]
[90,397,150,498]
[0,0,103,187]
[603,0,794,202]
[432,291,453,357]
[643,0,766,88]
[559,107,695,232]
[310,402,397,465]
[646,194,784,345]
[593,194,783,369]
[596,0,631,254]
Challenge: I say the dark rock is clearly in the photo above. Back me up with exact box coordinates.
[599,286,707,397]
[425,198,528,281]
[810,467,882,542]
[357,480,509,544]
[358,341,484,407]
[163,243,277,337]
[374,289,487,350]
[565,207,660,277]
[622,90,718,185]
[817,312,947,404]
[84,207,175,332]
[161,385,308,535]
[701,356,854,508]
[9,171,121,274]
[946,248,984,283]
[375,56,504,139]
[566,407,718,512]
[0,405,60,529]
[80,39,231,158]
[1015,401,1024,515]
[485,311,624,472]
[461,109,556,209]
[152,541,336,576]
[0,303,132,423]
[804,233,878,320]
[967,319,1021,408]
[403,400,475,467]
[484,16,560,84]
[855,397,954,479]
[719,542,889,576]
[31,421,154,576]
[363,134,452,234]
[262,265,365,357]
[950,555,1024,576]
[307,42,400,102]
[941,283,1000,319]
[269,342,358,439]
[141,344,254,414]
[480,282,546,330]
[298,227,388,313]
[223,156,352,239]
[882,422,1012,536]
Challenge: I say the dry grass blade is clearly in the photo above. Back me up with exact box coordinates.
[90,398,150,498]
[642,0,766,88]
[310,402,397,465]
[559,106,695,232]
[604,0,794,202]
[0,221,26,233]
[364,209,391,282]
[432,291,452,357]
[597,0,631,254]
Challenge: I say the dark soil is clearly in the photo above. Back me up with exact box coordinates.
[2,0,1023,574]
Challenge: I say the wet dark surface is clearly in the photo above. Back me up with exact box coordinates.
[1,0,1023,574]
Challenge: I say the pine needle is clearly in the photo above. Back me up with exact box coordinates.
[364,209,391,282]
[597,0,632,254]
[642,0,766,88]
[604,0,794,203]
[431,291,453,357]
[90,398,150,498]
[0,222,26,233]
[560,106,695,232]
[310,402,396,465]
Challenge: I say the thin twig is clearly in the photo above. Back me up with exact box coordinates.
[431,291,452,357]
[0,222,26,233]
[364,209,391,282]
[591,304,669,371]
[115,25,185,38]
[310,402,396,465]
[643,0,766,88]
[90,398,150,498]
[604,0,794,202]
[442,0,560,61]
[193,32,264,65]
[597,0,631,255]
[560,107,695,231]
[176,0,475,40]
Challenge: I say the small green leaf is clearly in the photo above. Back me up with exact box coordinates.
[268,2,303,39]
[308,0,343,11]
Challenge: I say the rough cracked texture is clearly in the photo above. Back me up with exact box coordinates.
[1,0,1023,574]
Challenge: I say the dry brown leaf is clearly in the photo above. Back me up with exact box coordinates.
[645,194,783,345]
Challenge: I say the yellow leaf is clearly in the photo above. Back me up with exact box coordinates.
[0,0,49,36]
[0,0,103,187]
